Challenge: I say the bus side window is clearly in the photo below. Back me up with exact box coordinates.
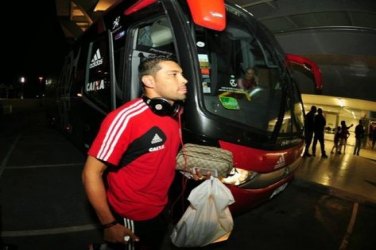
[128,17,176,99]
[85,35,112,112]
[150,19,173,48]
[111,28,127,106]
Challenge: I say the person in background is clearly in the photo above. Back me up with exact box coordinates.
[312,108,328,158]
[82,57,192,250]
[303,105,317,157]
[338,120,353,154]
[371,126,376,149]
[331,126,341,154]
[353,119,365,156]
[238,67,259,90]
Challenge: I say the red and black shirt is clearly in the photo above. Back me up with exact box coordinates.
[88,98,180,220]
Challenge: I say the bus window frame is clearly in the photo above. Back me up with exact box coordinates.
[125,15,179,100]
[84,35,112,112]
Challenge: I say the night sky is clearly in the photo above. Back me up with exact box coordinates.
[2,1,69,84]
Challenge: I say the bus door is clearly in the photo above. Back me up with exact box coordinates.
[107,3,178,104]
[129,16,177,99]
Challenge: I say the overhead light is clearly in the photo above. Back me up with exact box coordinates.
[338,98,345,108]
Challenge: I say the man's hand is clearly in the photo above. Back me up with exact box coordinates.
[190,167,214,181]
[104,223,139,244]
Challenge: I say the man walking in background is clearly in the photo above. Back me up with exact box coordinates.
[353,119,365,156]
[312,108,328,158]
[303,105,316,157]
[338,121,353,154]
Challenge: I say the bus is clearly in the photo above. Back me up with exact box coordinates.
[49,0,321,215]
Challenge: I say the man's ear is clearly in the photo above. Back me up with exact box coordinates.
[141,75,155,88]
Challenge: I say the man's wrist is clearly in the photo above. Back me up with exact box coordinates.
[102,220,118,229]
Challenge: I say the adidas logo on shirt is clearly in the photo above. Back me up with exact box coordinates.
[149,133,165,152]
[89,49,103,68]
[151,133,163,144]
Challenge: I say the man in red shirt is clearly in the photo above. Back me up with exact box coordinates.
[82,57,188,249]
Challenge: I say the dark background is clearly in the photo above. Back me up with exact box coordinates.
[2,1,68,85]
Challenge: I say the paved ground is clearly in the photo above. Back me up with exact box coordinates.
[1,101,376,250]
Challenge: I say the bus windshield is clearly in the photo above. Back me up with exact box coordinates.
[195,6,303,137]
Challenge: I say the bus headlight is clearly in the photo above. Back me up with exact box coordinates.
[222,168,257,186]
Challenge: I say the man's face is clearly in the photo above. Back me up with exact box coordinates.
[149,61,188,102]
[245,69,255,80]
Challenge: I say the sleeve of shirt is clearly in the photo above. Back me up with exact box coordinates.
[88,110,132,166]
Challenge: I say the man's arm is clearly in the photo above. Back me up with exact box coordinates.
[82,155,114,224]
[82,155,139,243]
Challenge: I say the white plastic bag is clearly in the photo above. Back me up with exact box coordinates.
[170,177,235,247]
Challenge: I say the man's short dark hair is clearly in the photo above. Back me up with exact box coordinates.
[138,56,177,79]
